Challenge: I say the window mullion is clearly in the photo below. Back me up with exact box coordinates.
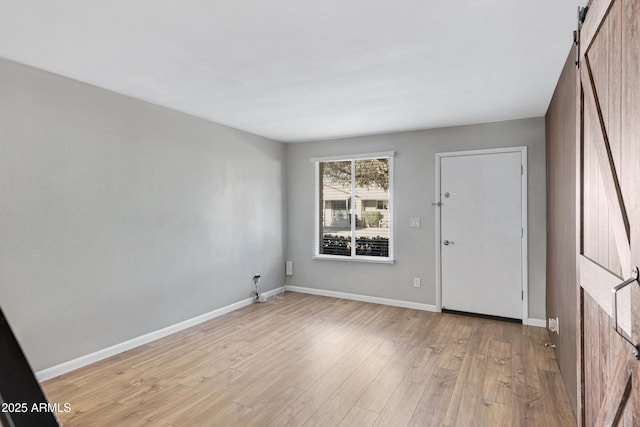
[350,160,356,257]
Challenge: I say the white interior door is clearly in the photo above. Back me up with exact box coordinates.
[440,150,523,319]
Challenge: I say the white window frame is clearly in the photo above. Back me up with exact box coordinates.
[311,151,395,264]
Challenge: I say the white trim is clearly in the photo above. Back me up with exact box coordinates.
[36,283,531,382]
[524,318,547,328]
[312,255,395,264]
[261,286,287,299]
[285,285,438,312]
[388,154,395,260]
[434,153,442,313]
[434,146,529,320]
[350,159,356,256]
[314,161,320,257]
[434,146,525,157]
[521,147,529,321]
[310,151,395,163]
[36,288,285,382]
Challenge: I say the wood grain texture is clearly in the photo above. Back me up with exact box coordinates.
[593,346,633,426]
[545,44,578,416]
[606,0,623,277]
[575,45,585,427]
[589,21,614,273]
[622,0,640,425]
[42,293,576,426]
[577,0,640,424]
[581,0,630,280]
[579,255,631,333]
[580,0,616,59]
[582,59,631,275]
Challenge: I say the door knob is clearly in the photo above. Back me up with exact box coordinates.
[443,240,454,245]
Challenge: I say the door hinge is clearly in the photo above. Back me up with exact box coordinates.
[521,165,523,175]
[522,290,524,300]
[521,227,524,238]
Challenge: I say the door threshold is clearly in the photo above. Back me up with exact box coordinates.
[442,309,522,324]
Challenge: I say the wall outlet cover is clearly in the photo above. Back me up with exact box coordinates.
[285,261,293,276]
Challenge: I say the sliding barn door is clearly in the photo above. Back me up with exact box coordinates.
[577,0,640,425]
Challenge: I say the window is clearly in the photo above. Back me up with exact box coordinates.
[312,152,394,262]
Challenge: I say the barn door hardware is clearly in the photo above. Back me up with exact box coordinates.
[574,5,589,68]
[578,5,588,23]
[612,267,640,359]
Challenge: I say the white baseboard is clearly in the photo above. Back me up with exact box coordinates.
[36,285,533,382]
[36,287,285,382]
[524,318,547,328]
[284,286,545,327]
[285,285,438,312]
[262,286,286,299]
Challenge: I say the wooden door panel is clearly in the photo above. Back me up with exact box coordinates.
[580,0,626,279]
[577,0,640,425]
[581,0,616,51]
[606,0,622,182]
[582,132,623,276]
[581,8,625,277]
[587,15,610,134]
[581,61,631,274]
[583,294,635,426]
[546,46,579,413]
[621,0,640,226]
[580,256,631,333]
[621,0,640,424]
[606,1,625,277]
[587,15,616,277]
[583,293,601,423]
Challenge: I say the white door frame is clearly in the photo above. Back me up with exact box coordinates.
[435,146,529,322]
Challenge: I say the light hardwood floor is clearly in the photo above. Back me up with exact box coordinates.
[43,292,576,426]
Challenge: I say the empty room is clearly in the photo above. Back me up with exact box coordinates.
[1,0,639,426]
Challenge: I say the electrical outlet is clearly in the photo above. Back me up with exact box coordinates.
[413,277,421,288]
[409,217,421,228]
[285,261,293,276]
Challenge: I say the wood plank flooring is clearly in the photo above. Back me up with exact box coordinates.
[42,292,576,426]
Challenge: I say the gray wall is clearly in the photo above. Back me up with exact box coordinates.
[0,58,286,371]
[0,55,547,374]
[285,118,547,320]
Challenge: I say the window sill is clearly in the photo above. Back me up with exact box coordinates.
[312,255,395,264]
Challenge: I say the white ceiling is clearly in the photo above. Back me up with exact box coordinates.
[0,1,578,142]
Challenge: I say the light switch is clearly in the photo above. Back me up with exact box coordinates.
[409,217,421,228]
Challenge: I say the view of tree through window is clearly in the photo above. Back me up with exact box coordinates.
[317,157,391,258]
